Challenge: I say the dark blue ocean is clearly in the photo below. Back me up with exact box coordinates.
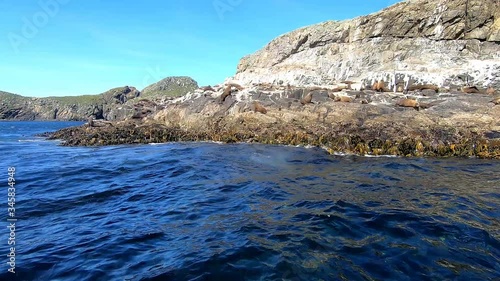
[0,121,499,281]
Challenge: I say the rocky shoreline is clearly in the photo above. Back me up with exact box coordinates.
[21,0,500,158]
[47,84,500,159]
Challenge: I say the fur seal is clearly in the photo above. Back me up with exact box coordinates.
[491,96,500,105]
[218,85,232,104]
[334,96,353,103]
[372,80,386,92]
[227,83,244,91]
[461,86,480,94]
[301,92,313,105]
[253,101,267,114]
[486,86,496,95]
[396,98,419,108]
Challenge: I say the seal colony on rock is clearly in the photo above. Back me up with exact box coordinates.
[40,0,500,159]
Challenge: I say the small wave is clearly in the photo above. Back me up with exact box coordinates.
[319,146,401,158]
[18,139,46,142]
[363,154,400,158]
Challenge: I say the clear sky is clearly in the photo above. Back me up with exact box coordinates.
[0,0,400,97]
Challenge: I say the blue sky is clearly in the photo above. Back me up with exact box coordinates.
[0,0,400,97]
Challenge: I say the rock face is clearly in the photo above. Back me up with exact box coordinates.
[0,77,198,121]
[233,0,500,90]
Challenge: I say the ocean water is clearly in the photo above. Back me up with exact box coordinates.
[0,121,499,281]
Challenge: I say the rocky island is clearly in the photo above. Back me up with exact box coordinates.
[7,0,500,158]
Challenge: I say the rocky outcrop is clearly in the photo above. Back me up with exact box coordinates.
[0,77,197,121]
[38,0,500,158]
[233,0,500,90]
[48,83,500,158]
[140,76,198,100]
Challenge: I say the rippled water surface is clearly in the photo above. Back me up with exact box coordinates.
[1,121,499,281]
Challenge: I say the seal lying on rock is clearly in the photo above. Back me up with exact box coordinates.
[486,87,496,95]
[334,95,353,103]
[396,98,419,109]
[301,92,313,105]
[252,101,267,114]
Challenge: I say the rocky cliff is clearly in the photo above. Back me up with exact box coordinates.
[0,76,198,121]
[233,0,500,90]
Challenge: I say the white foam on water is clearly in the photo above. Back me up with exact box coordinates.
[18,139,45,143]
